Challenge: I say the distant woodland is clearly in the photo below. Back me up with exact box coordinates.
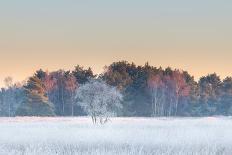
[0,61,231,117]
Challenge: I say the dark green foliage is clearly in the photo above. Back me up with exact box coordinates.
[34,69,47,80]
[217,77,232,115]
[1,62,232,117]
[102,61,232,117]
[15,76,55,116]
[72,65,95,84]
[102,61,160,116]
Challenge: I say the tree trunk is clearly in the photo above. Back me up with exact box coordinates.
[8,102,11,117]
[61,85,65,116]
[168,98,172,117]
[91,116,95,124]
[92,114,97,124]
[151,96,155,116]
[8,91,11,117]
[71,93,74,116]
[71,103,74,116]
[174,97,179,116]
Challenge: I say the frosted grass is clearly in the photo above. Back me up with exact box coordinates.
[0,117,232,155]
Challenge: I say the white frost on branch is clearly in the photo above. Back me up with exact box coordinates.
[75,79,123,124]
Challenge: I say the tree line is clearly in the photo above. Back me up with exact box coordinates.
[0,61,231,117]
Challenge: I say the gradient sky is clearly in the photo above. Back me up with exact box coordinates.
[0,0,231,86]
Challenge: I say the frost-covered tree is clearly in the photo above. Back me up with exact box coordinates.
[75,80,123,124]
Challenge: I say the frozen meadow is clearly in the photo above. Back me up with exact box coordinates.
[0,117,232,155]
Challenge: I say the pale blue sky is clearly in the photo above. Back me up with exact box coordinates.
[0,0,231,86]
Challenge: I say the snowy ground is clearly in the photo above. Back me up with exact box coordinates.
[0,117,232,155]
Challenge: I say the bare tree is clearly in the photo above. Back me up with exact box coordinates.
[65,74,78,116]
[147,73,165,116]
[75,79,123,124]
[162,71,191,116]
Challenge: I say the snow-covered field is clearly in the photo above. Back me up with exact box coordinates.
[0,117,232,155]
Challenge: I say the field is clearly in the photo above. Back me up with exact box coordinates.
[0,117,232,155]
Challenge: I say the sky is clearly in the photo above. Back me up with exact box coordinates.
[0,0,231,86]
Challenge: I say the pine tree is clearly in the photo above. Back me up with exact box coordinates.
[16,76,55,116]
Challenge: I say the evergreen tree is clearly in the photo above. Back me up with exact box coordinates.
[219,77,232,115]
[72,65,95,84]
[16,76,55,116]
[198,73,221,115]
